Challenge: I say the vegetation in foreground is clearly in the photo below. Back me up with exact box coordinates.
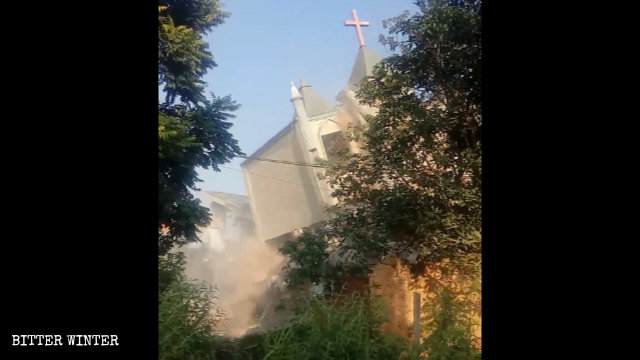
[159,253,222,360]
[213,289,479,360]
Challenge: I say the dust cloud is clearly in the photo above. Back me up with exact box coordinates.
[180,200,286,337]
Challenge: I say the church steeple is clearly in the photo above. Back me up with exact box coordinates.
[343,9,382,88]
[348,47,382,88]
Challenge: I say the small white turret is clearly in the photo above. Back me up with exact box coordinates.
[290,81,302,101]
[290,80,318,155]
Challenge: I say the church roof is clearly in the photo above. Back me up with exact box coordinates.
[348,46,382,87]
[203,191,253,220]
[299,78,334,117]
[240,121,296,167]
[205,191,248,204]
[204,191,249,209]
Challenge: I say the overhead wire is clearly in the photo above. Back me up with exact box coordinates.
[235,155,328,168]
[220,165,333,192]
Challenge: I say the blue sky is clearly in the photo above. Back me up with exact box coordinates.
[197,0,418,195]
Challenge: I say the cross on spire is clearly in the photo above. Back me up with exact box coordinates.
[344,9,370,48]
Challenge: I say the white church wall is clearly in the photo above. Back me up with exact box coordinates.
[242,125,327,243]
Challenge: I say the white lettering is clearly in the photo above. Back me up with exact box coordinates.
[11,334,117,346]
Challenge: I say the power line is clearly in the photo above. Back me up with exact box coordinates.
[236,155,328,168]
[236,154,353,172]
[220,165,333,192]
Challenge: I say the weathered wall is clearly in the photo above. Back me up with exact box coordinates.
[369,257,481,347]
[369,258,413,337]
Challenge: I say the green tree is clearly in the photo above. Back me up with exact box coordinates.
[157,2,241,356]
[158,0,243,254]
[159,0,227,105]
[282,0,481,285]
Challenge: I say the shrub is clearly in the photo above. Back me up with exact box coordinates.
[263,292,408,360]
[159,252,223,360]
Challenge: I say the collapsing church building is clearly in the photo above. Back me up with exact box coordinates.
[238,10,435,338]
[241,13,380,248]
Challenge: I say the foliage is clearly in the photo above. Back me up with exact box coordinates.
[159,99,242,254]
[158,0,243,254]
[215,333,267,360]
[282,0,482,284]
[280,232,361,288]
[210,286,480,360]
[160,0,228,33]
[418,287,481,360]
[157,1,242,357]
[159,0,228,105]
[262,293,409,360]
[159,252,223,360]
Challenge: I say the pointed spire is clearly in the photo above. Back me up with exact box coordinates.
[348,47,382,88]
[299,76,307,88]
[290,81,302,100]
